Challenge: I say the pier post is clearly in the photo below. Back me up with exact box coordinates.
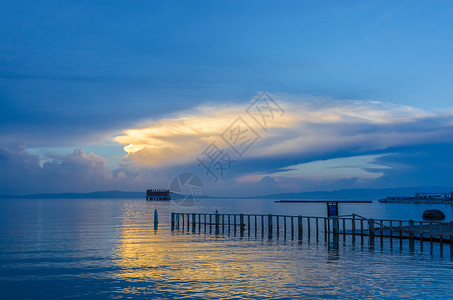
[315,217,319,241]
[181,214,184,231]
[368,218,375,247]
[276,216,280,237]
[215,211,220,234]
[234,214,237,228]
[268,214,273,238]
[291,217,294,239]
[240,214,244,236]
[449,222,453,257]
[261,215,264,236]
[171,213,175,230]
[255,216,257,236]
[307,217,311,239]
[439,223,444,254]
[332,217,338,236]
[408,220,414,240]
[186,213,189,230]
[248,215,251,235]
[409,220,415,253]
[341,218,345,237]
[154,209,158,230]
[419,222,423,251]
[192,213,196,233]
[284,216,287,236]
[298,216,302,240]
[389,220,393,238]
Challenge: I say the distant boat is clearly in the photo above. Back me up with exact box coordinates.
[146,189,171,201]
[379,192,453,204]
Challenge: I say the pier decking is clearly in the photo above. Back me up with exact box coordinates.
[171,212,453,254]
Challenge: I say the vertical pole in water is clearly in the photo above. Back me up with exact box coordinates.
[204,214,207,231]
[186,213,189,230]
[439,223,444,256]
[343,218,346,241]
[324,218,328,241]
[255,215,257,236]
[291,217,294,240]
[181,214,185,231]
[248,215,251,236]
[176,213,180,229]
[268,214,273,238]
[352,215,356,237]
[342,219,345,236]
[449,222,453,258]
[408,220,414,243]
[419,221,423,252]
[192,213,196,233]
[171,212,175,231]
[154,209,158,230]
[276,216,280,238]
[198,214,201,232]
[284,216,287,236]
[261,215,264,236]
[368,219,375,246]
[240,214,244,236]
[379,220,384,238]
[298,216,302,240]
[209,214,212,233]
[389,220,393,238]
[408,220,414,239]
[215,211,220,234]
[307,217,311,240]
[333,217,338,236]
[360,219,364,237]
[315,217,319,241]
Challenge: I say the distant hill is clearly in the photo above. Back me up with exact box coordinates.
[1,186,452,200]
[255,186,453,201]
[21,191,145,199]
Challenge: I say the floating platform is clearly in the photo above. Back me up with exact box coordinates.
[146,189,171,201]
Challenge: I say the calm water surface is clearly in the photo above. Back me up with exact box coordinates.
[0,198,452,299]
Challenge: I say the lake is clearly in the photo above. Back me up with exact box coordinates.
[1,197,452,299]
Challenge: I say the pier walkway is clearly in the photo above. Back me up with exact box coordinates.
[171,212,453,254]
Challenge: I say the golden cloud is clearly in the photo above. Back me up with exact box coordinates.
[113,94,446,167]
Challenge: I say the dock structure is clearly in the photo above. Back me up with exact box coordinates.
[171,212,453,254]
[146,189,171,201]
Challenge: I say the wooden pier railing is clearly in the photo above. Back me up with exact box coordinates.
[171,212,453,251]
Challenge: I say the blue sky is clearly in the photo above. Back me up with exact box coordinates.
[1,1,453,196]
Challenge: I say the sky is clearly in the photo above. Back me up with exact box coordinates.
[1,0,453,196]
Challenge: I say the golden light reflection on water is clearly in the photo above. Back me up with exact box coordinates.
[113,204,453,298]
[114,210,307,298]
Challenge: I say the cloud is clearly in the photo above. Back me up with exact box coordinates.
[113,94,453,169]
[238,154,390,183]
[0,146,168,195]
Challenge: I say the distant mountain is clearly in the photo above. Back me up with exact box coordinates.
[1,186,451,200]
[254,186,453,201]
[21,191,145,199]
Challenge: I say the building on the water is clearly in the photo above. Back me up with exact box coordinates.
[379,192,453,203]
[146,189,171,201]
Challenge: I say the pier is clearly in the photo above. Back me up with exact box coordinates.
[171,212,453,254]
